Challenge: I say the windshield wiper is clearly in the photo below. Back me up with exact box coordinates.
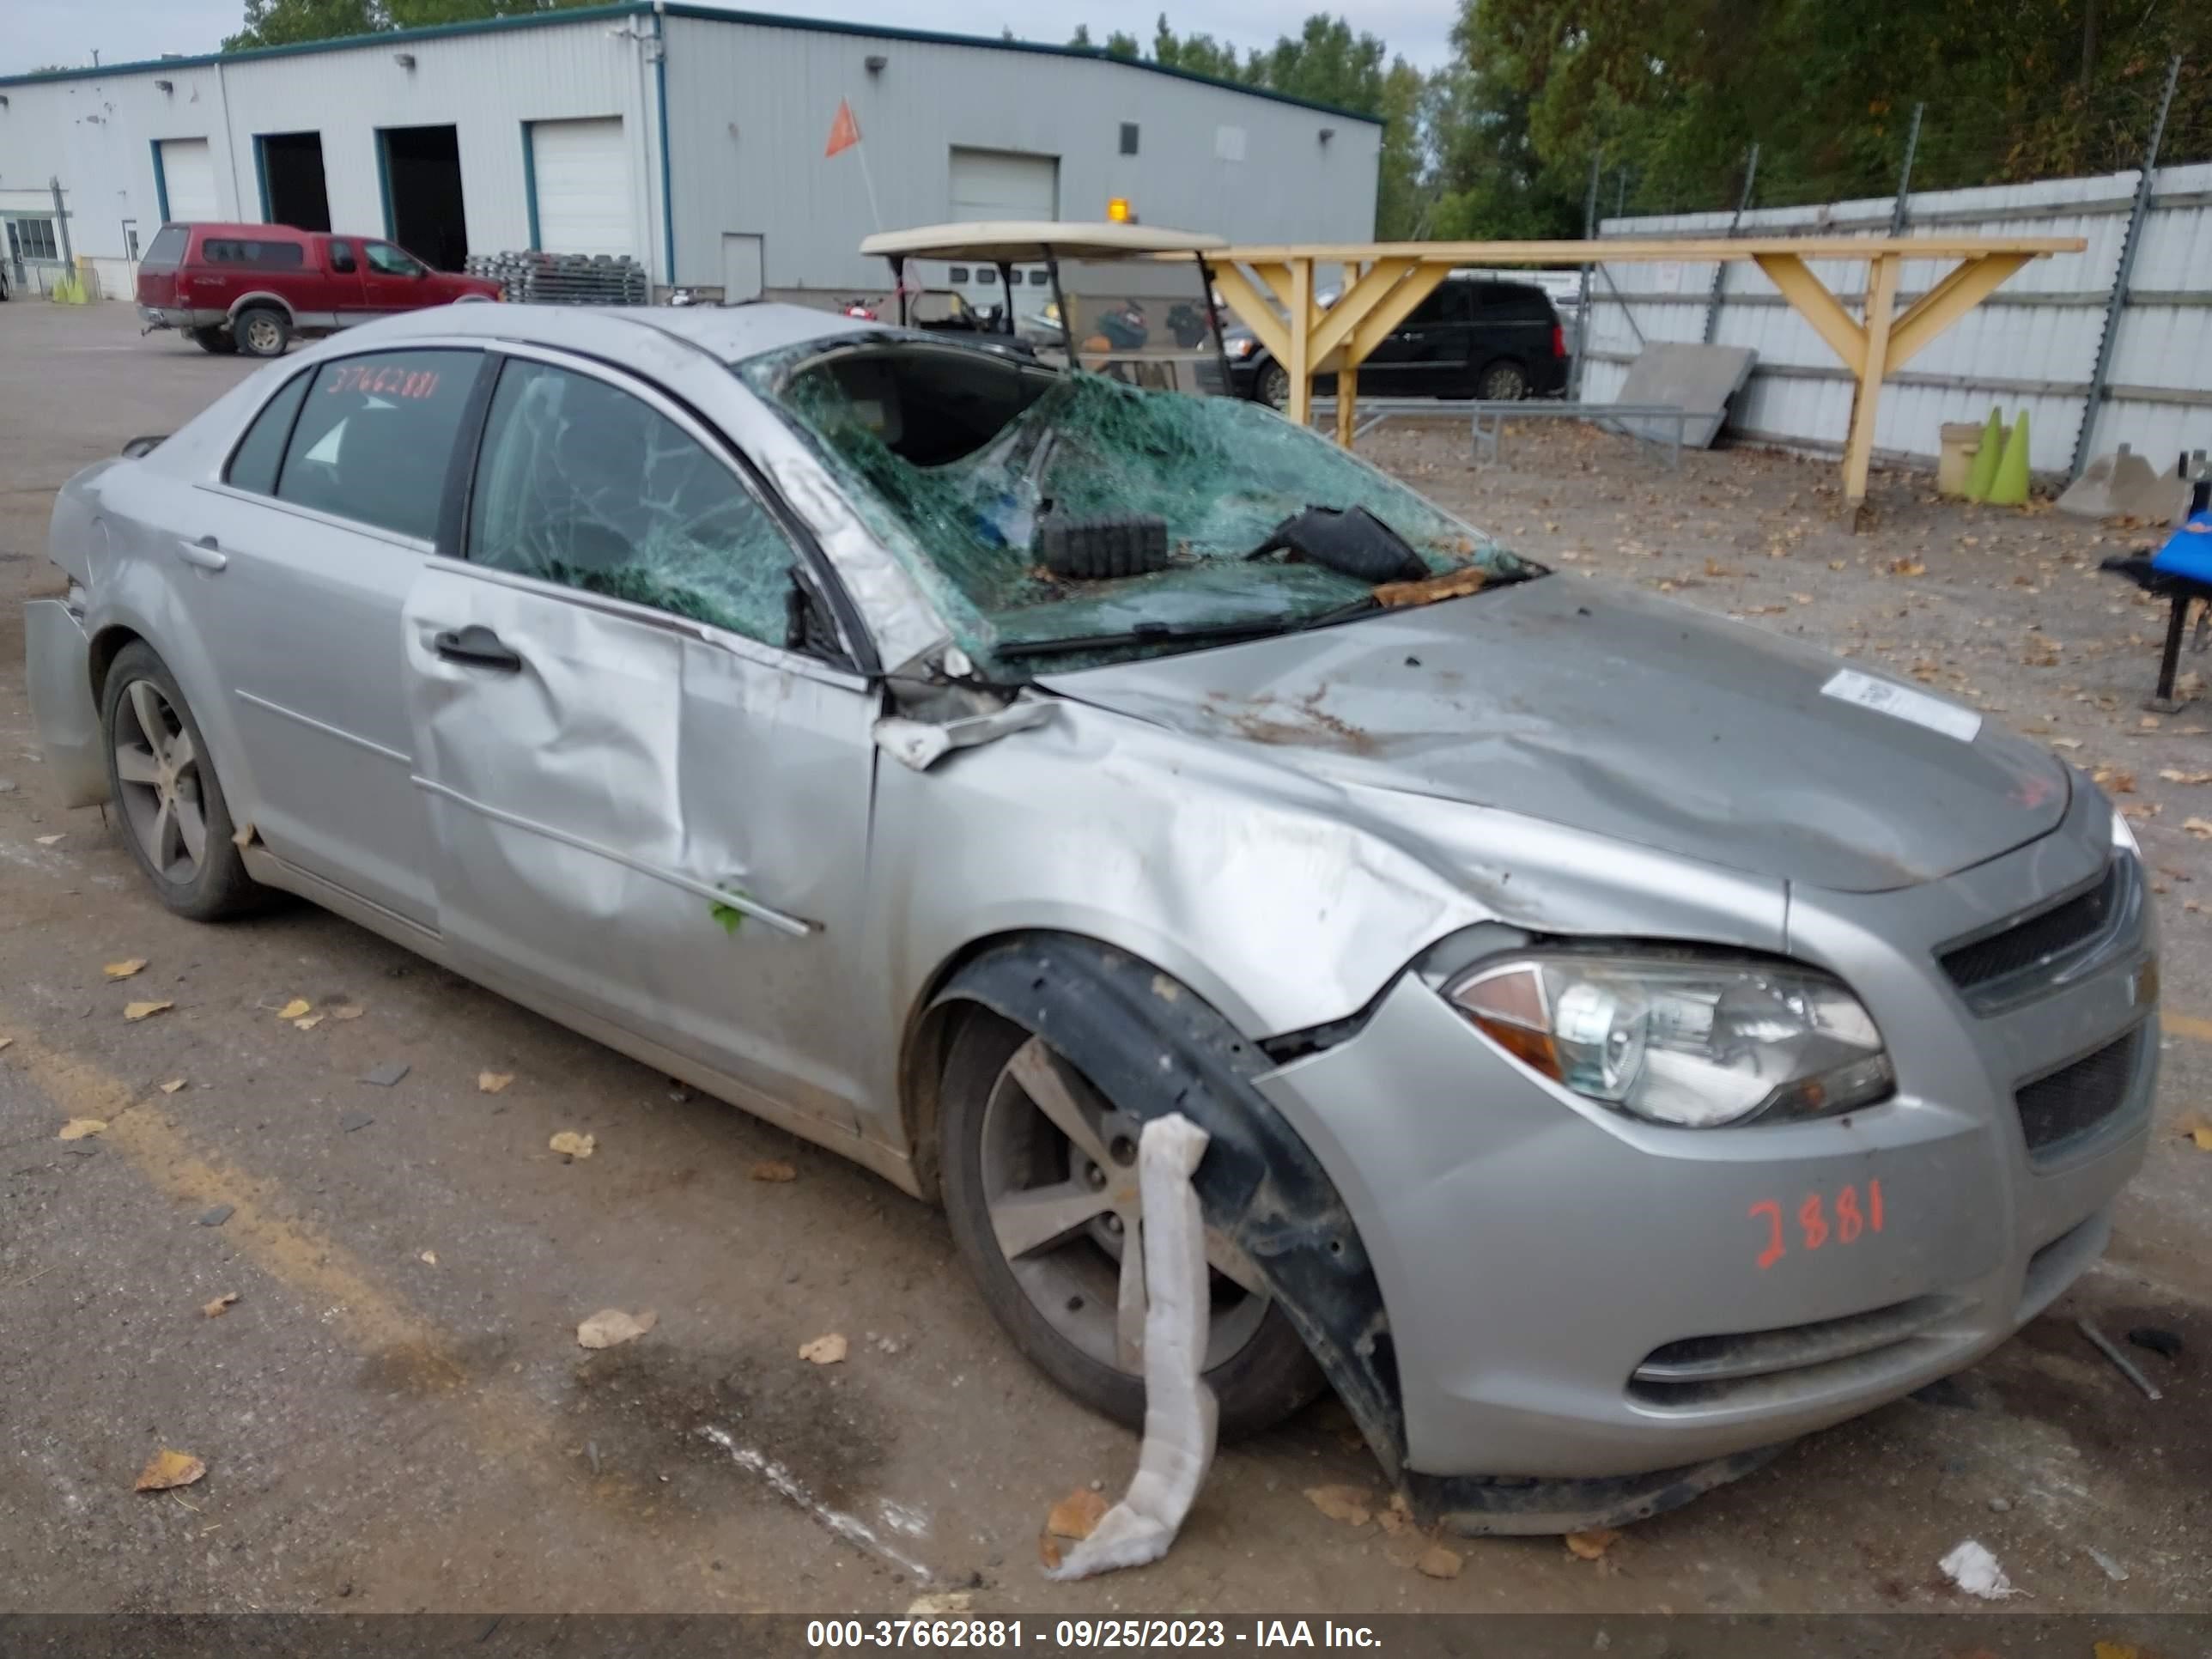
[994,617,1295,661]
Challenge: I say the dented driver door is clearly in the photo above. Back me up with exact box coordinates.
[399,348,879,1135]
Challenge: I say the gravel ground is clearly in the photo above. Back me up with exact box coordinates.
[0,302,2206,1618]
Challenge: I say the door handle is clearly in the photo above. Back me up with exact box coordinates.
[176,534,228,572]
[432,624,524,673]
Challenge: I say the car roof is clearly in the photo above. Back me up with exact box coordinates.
[345,300,878,362]
[860,221,1226,262]
[176,222,319,238]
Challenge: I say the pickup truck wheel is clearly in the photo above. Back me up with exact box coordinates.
[190,326,238,356]
[234,307,290,358]
[939,1006,1325,1439]
[1477,358,1531,400]
[101,642,262,922]
[1255,360,1291,411]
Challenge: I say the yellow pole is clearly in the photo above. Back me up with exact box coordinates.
[1285,257,1314,428]
[1842,253,1900,512]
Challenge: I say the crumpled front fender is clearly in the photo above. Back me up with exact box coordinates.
[24,599,109,808]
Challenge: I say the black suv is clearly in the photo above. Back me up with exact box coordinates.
[1218,276,1567,406]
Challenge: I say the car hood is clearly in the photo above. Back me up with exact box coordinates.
[1036,578,2070,894]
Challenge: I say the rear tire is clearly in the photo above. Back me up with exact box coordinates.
[100,642,262,922]
[1477,358,1531,400]
[234,306,290,358]
[938,1006,1326,1440]
[190,326,238,355]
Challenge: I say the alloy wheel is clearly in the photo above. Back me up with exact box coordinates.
[112,679,209,884]
[242,315,283,355]
[978,1035,1269,1376]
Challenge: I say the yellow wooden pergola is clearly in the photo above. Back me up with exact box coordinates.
[1207,237,2085,513]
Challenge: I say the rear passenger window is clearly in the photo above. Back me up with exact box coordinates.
[201,238,306,269]
[466,359,799,647]
[274,350,481,541]
[226,369,312,496]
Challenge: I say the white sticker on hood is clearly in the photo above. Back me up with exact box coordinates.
[1821,668,1981,742]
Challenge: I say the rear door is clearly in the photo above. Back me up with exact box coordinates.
[1468,283,1559,396]
[176,345,489,927]
[1358,281,1476,397]
[321,236,370,325]
[401,347,879,1131]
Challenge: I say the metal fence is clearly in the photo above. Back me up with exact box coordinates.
[1577,70,2212,479]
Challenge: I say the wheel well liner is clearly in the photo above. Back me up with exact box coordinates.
[921,931,1407,1481]
[228,293,295,323]
[87,623,145,704]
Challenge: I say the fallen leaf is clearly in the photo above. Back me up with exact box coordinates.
[1305,1484,1373,1527]
[1565,1528,1622,1560]
[2094,1644,2140,1659]
[2159,769,2212,785]
[799,1332,848,1365]
[159,1079,186,1094]
[0,1037,13,1054]
[328,1002,365,1021]
[103,959,148,981]
[123,1000,173,1022]
[2191,1127,2212,1153]
[1046,1486,1109,1540]
[35,834,64,846]
[477,1071,513,1093]
[907,1592,974,1618]
[1376,1507,1409,1535]
[292,1013,325,1031]
[576,1308,657,1349]
[276,998,312,1020]
[201,1292,238,1319]
[1887,559,1926,577]
[2091,769,2136,793]
[1038,1533,1063,1571]
[134,1449,207,1492]
[2140,714,2162,731]
[58,1118,106,1140]
[1416,1545,1464,1580]
[419,1250,438,1266]
[2184,818,2212,840]
[2050,738,2083,749]
[549,1130,595,1159]
[749,1159,797,1182]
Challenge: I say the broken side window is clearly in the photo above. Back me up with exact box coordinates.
[468,359,799,648]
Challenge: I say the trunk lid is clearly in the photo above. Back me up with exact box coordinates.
[1040,579,2070,894]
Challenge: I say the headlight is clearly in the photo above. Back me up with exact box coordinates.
[1225,336,1256,359]
[1448,952,1893,1128]
[2111,803,2139,857]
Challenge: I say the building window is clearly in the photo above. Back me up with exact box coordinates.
[1120,122,1139,156]
[9,216,60,262]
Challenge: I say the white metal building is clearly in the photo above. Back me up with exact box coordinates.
[0,1,1380,302]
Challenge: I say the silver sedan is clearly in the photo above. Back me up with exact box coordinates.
[26,302,2159,1534]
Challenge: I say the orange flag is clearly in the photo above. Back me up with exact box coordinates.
[824,99,861,158]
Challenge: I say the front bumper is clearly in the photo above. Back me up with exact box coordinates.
[1258,789,2155,1483]
[24,597,109,808]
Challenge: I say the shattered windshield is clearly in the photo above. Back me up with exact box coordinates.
[739,339,1536,673]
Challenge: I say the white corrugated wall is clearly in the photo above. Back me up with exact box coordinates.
[1582,161,2212,476]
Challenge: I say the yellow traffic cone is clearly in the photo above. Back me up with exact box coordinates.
[1963,406,2005,501]
[1986,409,2032,506]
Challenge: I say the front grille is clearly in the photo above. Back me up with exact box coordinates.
[1630,1295,1960,1408]
[2016,1029,2142,1159]
[1940,860,2122,994]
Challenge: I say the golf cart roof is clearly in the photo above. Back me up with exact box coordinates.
[860,221,1228,263]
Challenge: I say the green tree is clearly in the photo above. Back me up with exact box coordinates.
[226,0,382,49]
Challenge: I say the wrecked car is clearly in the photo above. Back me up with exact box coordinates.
[25,302,2160,1534]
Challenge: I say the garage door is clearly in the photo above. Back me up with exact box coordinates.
[157,138,219,222]
[530,118,634,258]
[947,148,1058,313]
[948,147,1058,222]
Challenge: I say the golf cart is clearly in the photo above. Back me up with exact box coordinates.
[859,221,1232,392]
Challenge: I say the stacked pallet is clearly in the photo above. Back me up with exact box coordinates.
[464,251,651,307]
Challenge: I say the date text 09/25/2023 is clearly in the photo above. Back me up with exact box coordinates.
[805,1620,1383,1650]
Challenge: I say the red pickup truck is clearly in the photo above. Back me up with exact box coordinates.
[137,222,501,357]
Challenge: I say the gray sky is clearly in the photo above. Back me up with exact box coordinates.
[6,0,1457,77]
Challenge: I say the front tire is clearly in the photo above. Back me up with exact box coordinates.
[1253,360,1291,412]
[938,1007,1324,1440]
[234,306,290,358]
[100,642,261,922]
